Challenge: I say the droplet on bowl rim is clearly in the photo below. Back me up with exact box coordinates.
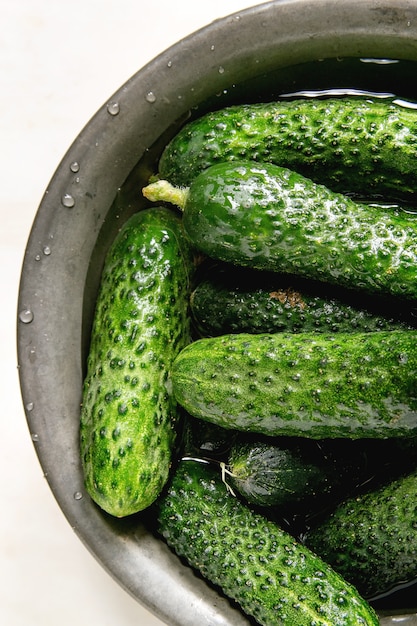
[31,433,39,442]
[19,309,34,324]
[107,101,120,116]
[43,245,51,256]
[74,491,83,501]
[62,193,75,208]
[145,91,156,103]
[70,161,80,173]
[26,402,34,412]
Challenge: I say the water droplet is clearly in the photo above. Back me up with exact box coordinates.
[43,245,51,256]
[210,45,215,51]
[167,60,173,68]
[31,433,39,442]
[107,101,120,116]
[70,161,80,173]
[35,254,41,261]
[218,66,225,74]
[74,491,83,501]
[62,193,75,208]
[26,402,34,412]
[19,309,34,323]
[145,91,156,103]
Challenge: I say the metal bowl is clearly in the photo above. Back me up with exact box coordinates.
[17,1,417,624]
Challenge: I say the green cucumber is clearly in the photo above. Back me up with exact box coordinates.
[80,207,194,517]
[142,161,417,301]
[304,466,417,599]
[158,96,417,202]
[190,263,415,336]
[227,437,366,510]
[171,330,417,439]
[226,435,417,514]
[156,459,379,625]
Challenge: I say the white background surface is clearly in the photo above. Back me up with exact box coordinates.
[2,1,266,625]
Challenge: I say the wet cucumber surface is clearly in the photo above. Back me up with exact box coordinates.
[304,466,417,600]
[158,96,417,204]
[156,459,379,626]
[190,263,416,336]
[143,160,417,301]
[171,330,417,439]
[80,207,195,517]
[227,437,370,510]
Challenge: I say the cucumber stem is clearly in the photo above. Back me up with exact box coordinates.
[142,179,189,211]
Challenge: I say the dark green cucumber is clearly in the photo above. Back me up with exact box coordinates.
[143,161,417,301]
[227,437,366,510]
[171,330,417,439]
[190,263,415,336]
[227,436,417,514]
[80,207,194,517]
[304,466,417,599]
[158,96,417,202]
[156,459,379,626]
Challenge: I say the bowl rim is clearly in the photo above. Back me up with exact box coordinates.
[17,1,417,624]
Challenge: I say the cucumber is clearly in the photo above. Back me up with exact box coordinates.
[304,466,417,599]
[226,435,417,514]
[158,96,417,202]
[227,437,367,510]
[80,207,195,517]
[156,459,379,626]
[142,161,417,301]
[190,263,415,336]
[171,330,417,439]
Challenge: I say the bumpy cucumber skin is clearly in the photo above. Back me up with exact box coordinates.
[190,264,414,336]
[304,468,417,599]
[158,96,417,201]
[181,161,417,301]
[156,460,379,626]
[171,330,417,439]
[80,207,194,517]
